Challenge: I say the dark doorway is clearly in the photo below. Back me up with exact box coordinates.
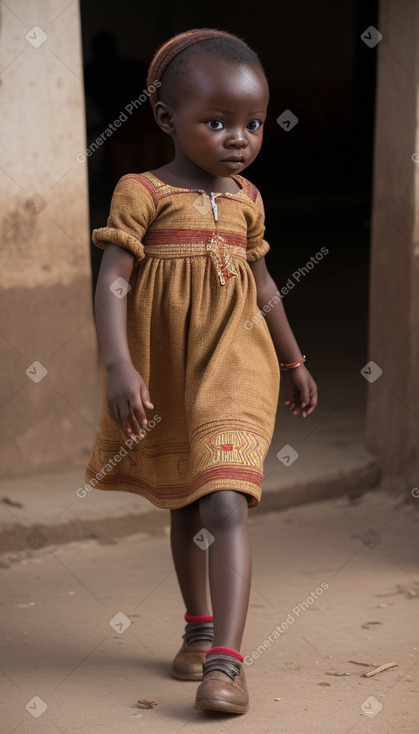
[79,0,378,409]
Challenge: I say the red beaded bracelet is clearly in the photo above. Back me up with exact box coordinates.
[280,356,306,371]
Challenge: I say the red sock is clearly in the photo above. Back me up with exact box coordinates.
[206,646,244,663]
[184,613,213,623]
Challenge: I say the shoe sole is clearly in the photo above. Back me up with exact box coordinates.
[171,670,203,681]
[195,699,249,714]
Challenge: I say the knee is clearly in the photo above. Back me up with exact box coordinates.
[170,500,201,531]
[199,491,248,533]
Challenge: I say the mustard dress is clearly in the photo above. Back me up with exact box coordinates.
[84,172,280,508]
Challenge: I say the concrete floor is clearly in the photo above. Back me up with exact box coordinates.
[1,488,418,733]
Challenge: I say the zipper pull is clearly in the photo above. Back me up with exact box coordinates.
[210,192,219,222]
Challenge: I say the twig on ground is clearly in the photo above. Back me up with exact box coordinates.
[364,661,398,678]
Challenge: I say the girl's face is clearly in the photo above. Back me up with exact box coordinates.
[161,56,269,180]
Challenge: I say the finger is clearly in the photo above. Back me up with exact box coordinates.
[120,412,133,437]
[119,400,134,428]
[128,406,143,435]
[130,397,147,428]
[109,399,122,426]
[119,408,137,439]
[121,419,135,439]
[301,394,317,417]
[293,395,311,416]
[304,387,318,414]
[141,385,154,411]
[284,390,299,407]
[286,398,300,414]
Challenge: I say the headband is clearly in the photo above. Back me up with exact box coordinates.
[146,28,253,108]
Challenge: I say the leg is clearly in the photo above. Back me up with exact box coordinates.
[170,501,214,680]
[199,490,251,651]
[195,490,251,713]
[170,501,210,616]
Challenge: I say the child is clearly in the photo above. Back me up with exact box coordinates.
[85,28,318,714]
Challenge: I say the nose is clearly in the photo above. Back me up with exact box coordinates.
[225,128,248,148]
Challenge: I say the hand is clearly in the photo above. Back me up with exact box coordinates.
[283,365,318,418]
[106,362,154,439]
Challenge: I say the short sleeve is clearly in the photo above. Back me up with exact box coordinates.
[92,175,156,260]
[246,187,270,262]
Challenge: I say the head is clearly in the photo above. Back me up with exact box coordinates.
[146,29,269,179]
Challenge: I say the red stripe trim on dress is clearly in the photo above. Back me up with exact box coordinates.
[123,172,258,205]
[122,174,160,204]
[143,229,247,248]
[234,175,258,202]
[86,464,263,499]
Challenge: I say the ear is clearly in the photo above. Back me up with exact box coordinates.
[153,101,175,135]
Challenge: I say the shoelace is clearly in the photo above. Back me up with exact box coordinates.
[183,622,214,645]
[203,653,241,681]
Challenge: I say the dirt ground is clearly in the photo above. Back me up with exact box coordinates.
[1,486,418,733]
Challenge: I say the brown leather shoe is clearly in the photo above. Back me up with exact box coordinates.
[171,639,213,680]
[195,655,249,714]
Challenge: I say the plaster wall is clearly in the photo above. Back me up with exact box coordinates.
[0,0,98,476]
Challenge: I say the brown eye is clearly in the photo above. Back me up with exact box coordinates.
[206,119,224,130]
[247,119,262,131]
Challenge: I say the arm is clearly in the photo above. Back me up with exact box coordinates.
[249,257,318,417]
[94,243,153,438]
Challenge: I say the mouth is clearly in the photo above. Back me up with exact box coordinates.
[221,157,246,168]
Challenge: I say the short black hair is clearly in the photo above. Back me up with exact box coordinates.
[159,37,266,106]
